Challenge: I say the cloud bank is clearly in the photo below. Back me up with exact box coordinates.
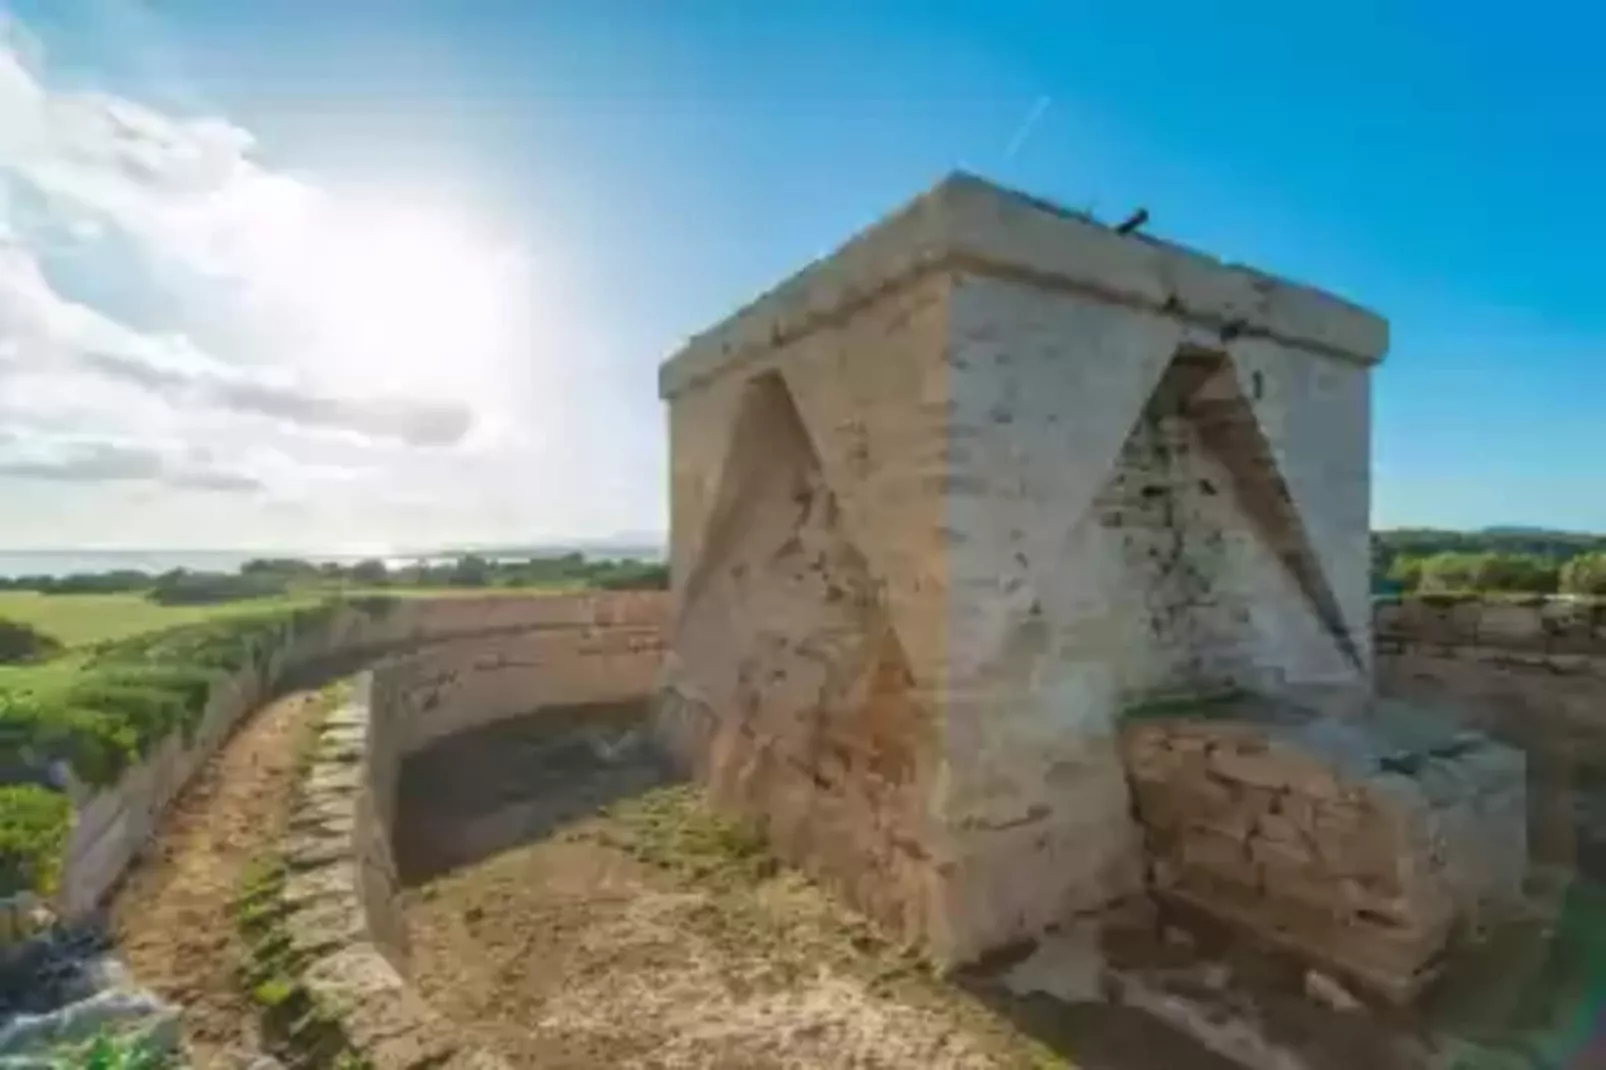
[0,12,630,550]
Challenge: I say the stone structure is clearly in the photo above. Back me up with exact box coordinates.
[267,607,666,1070]
[1375,596,1606,875]
[1122,698,1526,1001]
[654,172,1501,970]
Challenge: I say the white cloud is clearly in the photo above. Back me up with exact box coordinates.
[0,13,653,550]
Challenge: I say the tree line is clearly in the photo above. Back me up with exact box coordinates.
[1373,529,1606,596]
[0,552,670,606]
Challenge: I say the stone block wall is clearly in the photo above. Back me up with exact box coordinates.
[59,592,669,919]
[1122,704,1526,1003]
[659,172,1388,964]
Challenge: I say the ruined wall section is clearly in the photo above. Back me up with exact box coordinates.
[1122,710,1527,1003]
[1374,598,1606,750]
[1373,597,1606,870]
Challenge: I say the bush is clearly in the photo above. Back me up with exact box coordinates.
[591,561,670,591]
[1561,553,1606,596]
[0,618,64,665]
[1414,551,1561,595]
[27,570,151,595]
[447,555,491,588]
[1386,554,1426,591]
[350,558,389,585]
[146,569,287,606]
[0,783,71,897]
[241,558,321,580]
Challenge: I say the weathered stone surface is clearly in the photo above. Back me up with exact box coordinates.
[1120,701,1526,1001]
[300,947,458,1070]
[659,172,1387,965]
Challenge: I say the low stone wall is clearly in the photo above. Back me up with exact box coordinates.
[1372,599,1606,725]
[1374,597,1606,659]
[1373,596,1606,875]
[62,592,667,918]
[1121,700,1526,1003]
[273,615,664,1070]
[372,623,665,756]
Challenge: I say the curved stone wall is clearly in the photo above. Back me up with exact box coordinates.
[276,609,665,1070]
[63,592,667,918]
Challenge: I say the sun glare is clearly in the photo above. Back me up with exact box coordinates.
[243,194,529,405]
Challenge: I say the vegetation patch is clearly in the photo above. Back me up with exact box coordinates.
[570,783,776,888]
[0,604,343,791]
[0,618,63,666]
[1373,530,1606,597]
[0,599,398,897]
[0,783,71,897]
[41,1026,180,1070]
[146,570,290,607]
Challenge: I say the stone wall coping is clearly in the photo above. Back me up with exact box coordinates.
[659,171,1388,399]
[284,674,512,1070]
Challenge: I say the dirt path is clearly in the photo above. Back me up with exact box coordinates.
[111,688,326,1069]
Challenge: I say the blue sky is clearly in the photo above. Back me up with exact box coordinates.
[1,1,1601,548]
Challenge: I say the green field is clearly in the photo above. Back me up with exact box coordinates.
[0,595,388,895]
[0,591,328,649]
[0,587,564,652]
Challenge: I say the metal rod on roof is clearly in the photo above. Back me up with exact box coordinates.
[1116,208,1150,235]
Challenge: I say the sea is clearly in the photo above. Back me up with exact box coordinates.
[0,545,665,580]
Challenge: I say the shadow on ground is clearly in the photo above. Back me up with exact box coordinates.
[393,699,677,885]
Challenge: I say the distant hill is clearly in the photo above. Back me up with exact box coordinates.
[1375,526,1606,561]
[1478,525,1591,537]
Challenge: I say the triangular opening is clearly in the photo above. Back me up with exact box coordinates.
[1172,349,1363,670]
[670,370,934,914]
[678,371,834,617]
[1088,347,1362,703]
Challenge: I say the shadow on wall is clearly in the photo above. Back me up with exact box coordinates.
[393,699,676,885]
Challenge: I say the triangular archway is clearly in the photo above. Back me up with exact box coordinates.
[1145,347,1363,671]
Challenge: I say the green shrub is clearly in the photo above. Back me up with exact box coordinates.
[49,1027,177,1070]
[0,618,64,665]
[146,570,287,606]
[0,783,71,897]
[1561,553,1606,597]
[26,571,150,595]
[591,561,670,591]
[0,604,343,794]
[1413,551,1562,595]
